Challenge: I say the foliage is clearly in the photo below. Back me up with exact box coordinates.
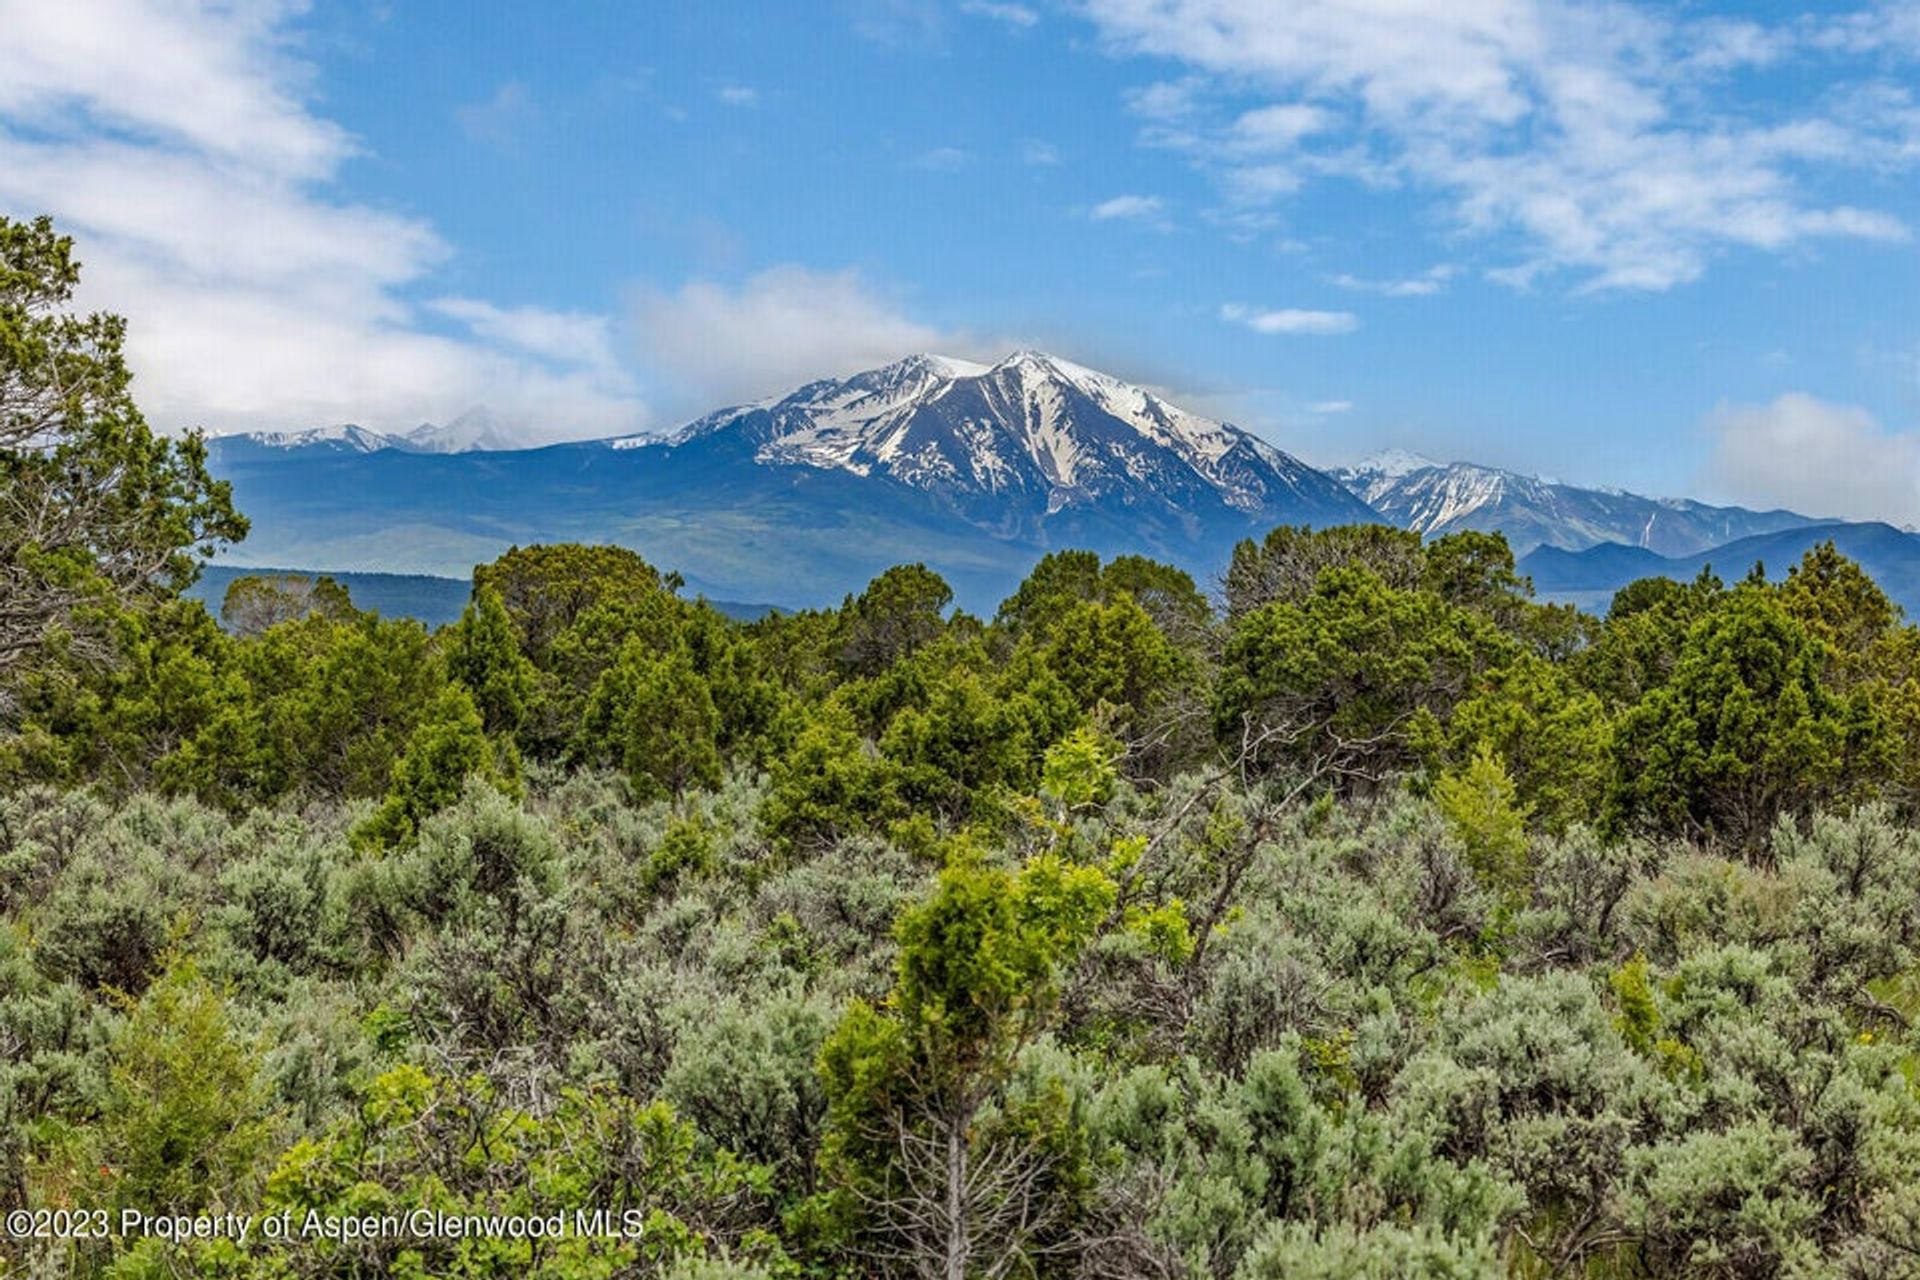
[355,686,519,851]
[449,584,538,736]
[839,562,954,677]
[98,959,274,1215]
[816,844,1116,1272]
[581,639,723,803]
[0,215,246,693]
[1609,584,1887,848]
[1433,744,1531,899]
[1217,564,1510,786]
[219,573,355,639]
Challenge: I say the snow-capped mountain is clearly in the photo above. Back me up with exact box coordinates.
[1335,454,1819,558]
[401,407,546,454]
[203,352,1377,608]
[213,408,547,459]
[617,351,1373,530]
[229,423,406,454]
[1344,448,1439,482]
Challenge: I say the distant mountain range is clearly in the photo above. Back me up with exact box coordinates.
[207,351,1374,609]
[213,407,548,460]
[186,566,477,628]
[1332,454,1820,558]
[203,352,1912,616]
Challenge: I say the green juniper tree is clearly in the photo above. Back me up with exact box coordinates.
[219,574,355,639]
[1609,584,1886,848]
[448,584,537,737]
[0,215,245,694]
[581,638,724,804]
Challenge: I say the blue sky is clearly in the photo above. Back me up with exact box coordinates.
[3,1,1919,518]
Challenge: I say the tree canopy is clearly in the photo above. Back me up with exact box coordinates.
[0,215,244,693]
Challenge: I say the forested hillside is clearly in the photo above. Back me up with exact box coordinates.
[15,213,1920,1278]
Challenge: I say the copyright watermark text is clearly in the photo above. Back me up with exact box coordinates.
[5,1207,649,1245]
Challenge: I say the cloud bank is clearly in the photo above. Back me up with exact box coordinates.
[1084,0,1920,290]
[629,266,993,416]
[0,0,642,441]
[1703,393,1920,525]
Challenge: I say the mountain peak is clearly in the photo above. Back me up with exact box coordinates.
[993,347,1053,371]
[218,423,406,454]
[903,352,992,379]
[1351,448,1441,479]
[663,351,1374,527]
[988,348,1120,393]
[403,406,545,453]
[220,408,551,457]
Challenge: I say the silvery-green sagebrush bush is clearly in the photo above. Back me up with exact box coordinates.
[5,765,1920,1277]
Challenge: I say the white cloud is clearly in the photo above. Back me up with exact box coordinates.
[1818,2,1920,57]
[1682,17,1791,73]
[1221,303,1360,335]
[1331,265,1457,296]
[0,0,347,181]
[716,84,759,107]
[1226,103,1332,152]
[427,298,624,376]
[1309,399,1354,414]
[1127,78,1205,124]
[1090,193,1170,225]
[1702,393,1920,524]
[1085,0,1920,290]
[960,0,1038,28]
[847,0,946,48]
[0,0,643,441]
[910,145,974,172]
[629,266,990,416]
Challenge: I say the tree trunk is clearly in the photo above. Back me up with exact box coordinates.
[946,1112,968,1280]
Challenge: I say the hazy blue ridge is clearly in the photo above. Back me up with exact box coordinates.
[1521,521,1920,614]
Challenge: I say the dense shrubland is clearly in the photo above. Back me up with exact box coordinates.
[9,528,1920,1279]
[14,215,1920,1277]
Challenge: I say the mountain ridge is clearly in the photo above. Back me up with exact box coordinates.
[604,350,1371,531]
[217,407,551,457]
[1335,453,1822,558]
[205,356,1898,612]
[1520,522,1920,616]
[205,352,1376,610]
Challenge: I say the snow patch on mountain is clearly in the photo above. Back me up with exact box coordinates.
[1342,448,1440,483]
[1335,455,1820,557]
[234,423,407,453]
[221,407,549,455]
[400,407,546,453]
[1377,464,1522,531]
